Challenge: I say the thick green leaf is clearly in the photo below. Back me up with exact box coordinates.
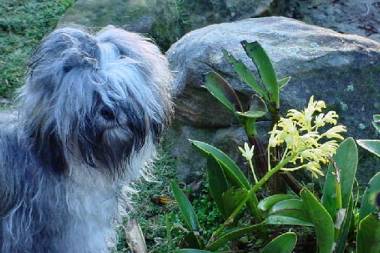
[335,196,354,253]
[206,156,230,217]
[190,140,262,219]
[223,49,268,100]
[221,188,248,218]
[241,40,279,108]
[269,199,303,213]
[278,76,291,89]
[266,215,313,226]
[267,199,312,226]
[322,138,358,222]
[258,194,297,212]
[171,181,200,232]
[321,163,337,219]
[190,140,250,189]
[180,232,204,249]
[236,95,268,119]
[372,114,380,133]
[205,71,243,113]
[261,232,297,253]
[176,249,212,253]
[357,139,380,157]
[357,213,380,253]
[335,138,358,209]
[206,224,264,251]
[236,110,267,119]
[360,172,380,219]
[301,188,335,253]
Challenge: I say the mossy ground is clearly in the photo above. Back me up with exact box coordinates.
[0,0,75,98]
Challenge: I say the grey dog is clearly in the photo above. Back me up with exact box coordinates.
[0,26,172,252]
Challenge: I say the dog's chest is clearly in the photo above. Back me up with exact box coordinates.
[61,168,121,253]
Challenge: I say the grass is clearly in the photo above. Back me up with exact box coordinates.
[0,0,75,98]
[115,141,223,253]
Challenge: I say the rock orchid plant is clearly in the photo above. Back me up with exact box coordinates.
[171,41,380,252]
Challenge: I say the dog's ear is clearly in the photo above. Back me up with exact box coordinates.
[31,126,68,173]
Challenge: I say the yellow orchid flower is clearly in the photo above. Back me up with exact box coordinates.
[238,142,258,183]
[238,142,254,161]
[268,96,346,178]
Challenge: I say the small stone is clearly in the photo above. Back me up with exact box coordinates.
[346,84,354,92]
[340,102,348,111]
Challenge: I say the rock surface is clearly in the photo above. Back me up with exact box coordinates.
[59,0,380,53]
[167,17,380,183]
[279,0,380,42]
[59,0,275,50]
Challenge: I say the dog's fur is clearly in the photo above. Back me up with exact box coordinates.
[0,26,172,253]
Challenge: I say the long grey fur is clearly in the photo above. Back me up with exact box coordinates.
[0,26,172,253]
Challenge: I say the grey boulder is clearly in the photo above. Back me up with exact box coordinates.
[167,16,380,183]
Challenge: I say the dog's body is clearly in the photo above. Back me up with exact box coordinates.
[0,26,172,253]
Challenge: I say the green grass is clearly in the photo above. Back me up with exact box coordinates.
[0,0,75,98]
[115,142,223,253]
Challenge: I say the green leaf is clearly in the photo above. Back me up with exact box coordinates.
[176,249,213,253]
[205,71,243,113]
[267,199,312,226]
[357,140,380,157]
[360,172,380,219]
[301,188,335,253]
[190,140,250,189]
[269,199,303,213]
[221,188,248,218]
[180,232,204,249]
[206,156,230,217]
[170,181,200,232]
[236,110,267,119]
[321,163,337,219]
[357,213,380,253]
[206,224,264,251]
[335,197,354,253]
[241,40,279,108]
[335,138,358,209]
[236,95,268,119]
[372,114,380,133]
[261,232,297,253]
[223,49,268,100]
[190,140,262,219]
[266,215,313,226]
[278,76,291,89]
[258,194,297,212]
[322,138,358,222]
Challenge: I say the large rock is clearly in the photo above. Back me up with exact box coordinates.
[59,0,274,50]
[167,17,380,183]
[278,0,380,42]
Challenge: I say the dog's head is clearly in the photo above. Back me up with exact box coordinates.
[19,26,172,176]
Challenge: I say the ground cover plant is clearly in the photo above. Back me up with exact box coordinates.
[116,143,224,253]
[0,0,74,98]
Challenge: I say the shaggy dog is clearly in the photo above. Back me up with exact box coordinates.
[0,26,172,253]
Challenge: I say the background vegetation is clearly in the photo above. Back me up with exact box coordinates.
[0,0,75,98]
